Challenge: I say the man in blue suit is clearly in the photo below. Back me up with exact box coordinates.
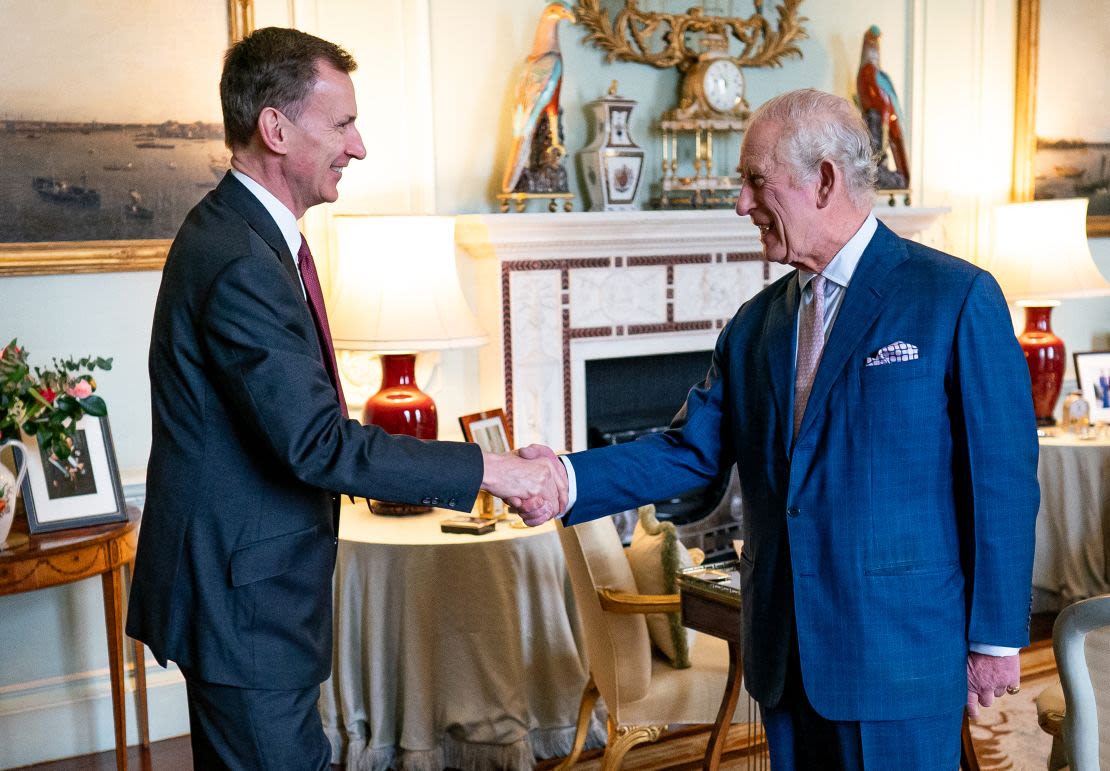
[127,27,565,770]
[521,89,1039,769]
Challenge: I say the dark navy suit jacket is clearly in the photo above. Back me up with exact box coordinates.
[565,222,1039,721]
[127,174,483,689]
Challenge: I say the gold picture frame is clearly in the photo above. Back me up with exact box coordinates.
[1013,0,1110,236]
[0,1,254,277]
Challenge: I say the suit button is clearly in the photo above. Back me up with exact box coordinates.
[447,498,457,507]
[787,505,800,518]
[421,497,432,505]
[431,497,440,505]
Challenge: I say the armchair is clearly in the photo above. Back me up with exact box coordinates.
[554,516,757,770]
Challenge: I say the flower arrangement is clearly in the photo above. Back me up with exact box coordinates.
[0,340,112,465]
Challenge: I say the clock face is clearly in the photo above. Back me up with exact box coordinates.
[703,59,744,113]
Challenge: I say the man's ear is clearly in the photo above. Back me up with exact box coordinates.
[256,107,288,155]
[815,159,837,209]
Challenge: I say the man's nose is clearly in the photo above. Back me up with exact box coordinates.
[348,125,367,161]
[735,185,753,217]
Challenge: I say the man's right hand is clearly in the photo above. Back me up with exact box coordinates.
[481,444,567,525]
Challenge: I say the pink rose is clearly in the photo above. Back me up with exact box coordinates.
[66,379,93,399]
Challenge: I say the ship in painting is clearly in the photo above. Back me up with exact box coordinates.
[122,190,154,221]
[31,176,101,208]
[135,141,175,150]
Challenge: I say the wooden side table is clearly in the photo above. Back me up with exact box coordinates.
[0,506,149,771]
[678,571,745,770]
[678,566,982,771]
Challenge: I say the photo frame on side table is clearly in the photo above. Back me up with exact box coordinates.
[459,409,513,519]
[20,415,126,533]
[1074,351,1110,425]
[459,409,513,454]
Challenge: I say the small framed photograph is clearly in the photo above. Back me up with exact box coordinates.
[20,415,127,533]
[459,409,514,454]
[1074,351,1110,424]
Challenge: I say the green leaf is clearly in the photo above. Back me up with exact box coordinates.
[80,395,108,417]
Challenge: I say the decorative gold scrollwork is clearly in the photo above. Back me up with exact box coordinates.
[574,0,807,71]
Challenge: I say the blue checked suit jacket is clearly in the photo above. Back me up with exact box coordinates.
[564,221,1040,721]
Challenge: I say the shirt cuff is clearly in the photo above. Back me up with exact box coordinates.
[558,455,577,515]
[969,642,1019,657]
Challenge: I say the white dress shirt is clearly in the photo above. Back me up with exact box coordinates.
[229,169,306,299]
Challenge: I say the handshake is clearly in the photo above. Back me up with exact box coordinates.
[480,444,567,526]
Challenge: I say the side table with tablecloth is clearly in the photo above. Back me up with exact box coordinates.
[1032,433,1110,611]
[319,501,604,770]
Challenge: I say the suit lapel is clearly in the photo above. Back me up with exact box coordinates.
[795,222,909,443]
[215,172,300,287]
[763,274,799,451]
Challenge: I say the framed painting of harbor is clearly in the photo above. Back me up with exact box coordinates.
[1014,0,1110,236]
[0,1,253,276]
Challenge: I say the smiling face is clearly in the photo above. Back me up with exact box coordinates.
[734,118,827,272]
[281,62,366,216]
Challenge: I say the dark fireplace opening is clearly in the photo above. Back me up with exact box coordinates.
[585,350,742,560]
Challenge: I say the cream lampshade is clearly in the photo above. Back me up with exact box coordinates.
[330,215,488,513]
[981,199,1110,425]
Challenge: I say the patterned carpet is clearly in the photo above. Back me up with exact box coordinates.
[969,668,1057,771]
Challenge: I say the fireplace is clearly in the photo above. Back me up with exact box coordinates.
[583,349,742,557]
[457,207,947,552]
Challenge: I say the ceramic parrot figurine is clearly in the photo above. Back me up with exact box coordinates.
[857,25,909,188]
[501,1,576,195]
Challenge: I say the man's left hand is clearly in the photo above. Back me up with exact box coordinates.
[966,652,1020,719]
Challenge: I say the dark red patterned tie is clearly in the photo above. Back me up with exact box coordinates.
[298,236,349,418]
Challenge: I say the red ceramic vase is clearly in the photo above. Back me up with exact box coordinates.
[1017,303,1064,426]
[362,353,438,439]
[363,353,438,515]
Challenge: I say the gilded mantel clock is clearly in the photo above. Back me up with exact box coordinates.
[575,0,808,208]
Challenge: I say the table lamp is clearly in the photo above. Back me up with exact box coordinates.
[330,215,488,513]
[983,199,1110,426]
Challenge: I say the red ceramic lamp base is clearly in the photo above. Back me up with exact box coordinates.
[363,353,438,515]
[1017,302,1065,427]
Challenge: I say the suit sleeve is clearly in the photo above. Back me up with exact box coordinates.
[950,271,1040,648]
[199,251,483,511]
[564,321,736,525]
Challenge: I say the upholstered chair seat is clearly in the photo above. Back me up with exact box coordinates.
[555,515,754,770]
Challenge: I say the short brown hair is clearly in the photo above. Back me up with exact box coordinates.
[220,27,357,149]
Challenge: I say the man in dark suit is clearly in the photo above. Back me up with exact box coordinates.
[127,27,564,769]
[520,89,1039,769]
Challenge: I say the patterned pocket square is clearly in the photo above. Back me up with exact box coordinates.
[865,341,919,367]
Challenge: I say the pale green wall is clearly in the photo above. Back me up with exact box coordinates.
[429,0,910,213]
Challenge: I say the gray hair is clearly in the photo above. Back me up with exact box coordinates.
[750,89,877,208]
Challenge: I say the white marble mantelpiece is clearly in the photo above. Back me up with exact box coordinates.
[457,208,948,453]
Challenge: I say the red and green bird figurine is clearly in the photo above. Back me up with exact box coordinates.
[857,25,909,189]
[501,1,576,195]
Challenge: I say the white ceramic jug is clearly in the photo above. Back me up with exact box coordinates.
[0,439,30,548]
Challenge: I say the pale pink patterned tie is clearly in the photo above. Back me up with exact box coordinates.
[793,274,826,442]
[298,236,349,418]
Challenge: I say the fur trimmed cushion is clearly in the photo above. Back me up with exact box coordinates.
[626,504,703,668]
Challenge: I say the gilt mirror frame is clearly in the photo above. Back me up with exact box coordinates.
[0,1,254,277]
[1013,0,1110,237]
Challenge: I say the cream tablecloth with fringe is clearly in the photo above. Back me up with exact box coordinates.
[1031,433,1110,611]
[319,500,605,770]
